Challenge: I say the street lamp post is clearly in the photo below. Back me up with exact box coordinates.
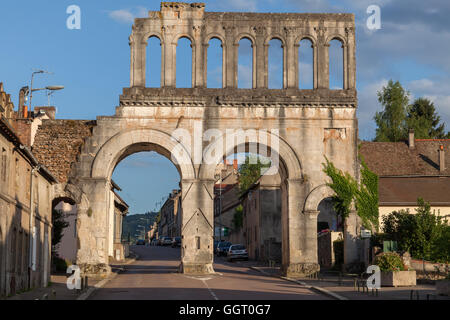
[28,70,64,114]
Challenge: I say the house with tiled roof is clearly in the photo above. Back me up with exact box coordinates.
[359,130,450,225]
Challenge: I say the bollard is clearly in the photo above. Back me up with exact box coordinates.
[85,276,88,290]
[338,272,342,286]
[410,290,414,300]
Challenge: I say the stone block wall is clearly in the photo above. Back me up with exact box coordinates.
[32,120,96,183]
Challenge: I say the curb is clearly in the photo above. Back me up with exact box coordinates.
[77,253,139,301]
[249,266,348,301]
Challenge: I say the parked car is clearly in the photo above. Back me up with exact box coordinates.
[171,237,182,247]
[216,241,232,256]
[161,236,173,246]
[135,239,146,245]
[227,244,248,262]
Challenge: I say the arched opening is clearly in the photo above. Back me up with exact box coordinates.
[109,145,182,266]
[317,197,343,270]
[207,38,223,88]
[329,39,344,89]
[146,36,162,88]
[210,144,288,268]
[237,38,253,89]
[52,197,78,270]
[176,37,193,88]
[268,38,283,89]
[298,38,314,89]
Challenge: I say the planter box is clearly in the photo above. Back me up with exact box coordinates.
[436,280,450,296]
[381,271,416,287]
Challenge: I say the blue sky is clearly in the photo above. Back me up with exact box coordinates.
[1,0,449,214]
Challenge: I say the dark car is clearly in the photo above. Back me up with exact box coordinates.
[136,239,146,245]
[171,237,182,247]
[227,244,248,262]
[216,241,232,256]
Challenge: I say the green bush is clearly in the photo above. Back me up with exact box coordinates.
[382,198,449,263]
[375,252,405,271]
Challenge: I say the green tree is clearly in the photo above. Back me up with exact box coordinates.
[322,157,358,221]
[407,98,450,139]
[232,205,244,230]
[51,209,69,254]
[354,158,379,231]
[238,155,270,195]
[374,80,410,142]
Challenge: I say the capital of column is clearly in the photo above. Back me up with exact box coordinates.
[303,210,320,217]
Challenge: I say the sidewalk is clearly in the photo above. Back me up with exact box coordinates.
[6,254,137,300]
[240,261,450,301]
[6,275,101,300]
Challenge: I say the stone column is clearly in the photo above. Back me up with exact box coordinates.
[76,179,111,278]
[224,28,237,88]
[317,43,330,89]
[313,43,319,89]
[202,43,209,87]
[281,179,320,277]
[163,39,176,87]
[180,179,215,274]
[285,38,296,89]
[253,27,266,88]
[342,43,348,90]
[344,210,360,271]
[263,43,270,88]
[303,210,320,267]
[130,38,147,87]
[346,28,356,89]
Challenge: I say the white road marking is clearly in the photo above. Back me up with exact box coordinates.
[202,279,219,301]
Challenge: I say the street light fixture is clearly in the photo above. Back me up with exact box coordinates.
[28,69,64,111]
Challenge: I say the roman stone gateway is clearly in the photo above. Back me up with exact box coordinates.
[45,2,359,277]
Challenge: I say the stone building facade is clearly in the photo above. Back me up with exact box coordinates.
[0,83,57,297]
[160,189,182,238]
[241,174,282,262]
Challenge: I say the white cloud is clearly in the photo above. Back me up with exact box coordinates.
[108,7,148,24]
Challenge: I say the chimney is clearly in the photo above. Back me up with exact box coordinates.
[439,145,445,173]
[408,129,415,149]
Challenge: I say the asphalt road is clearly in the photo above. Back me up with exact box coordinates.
[89,245,329,300]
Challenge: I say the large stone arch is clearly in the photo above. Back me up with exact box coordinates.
[91,129,195,181]
[198,130,303,181]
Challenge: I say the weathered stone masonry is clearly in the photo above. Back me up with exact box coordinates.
[34,2,360,277]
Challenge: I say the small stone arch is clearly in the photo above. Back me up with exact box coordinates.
[234,33,256,46]
[304,184,335,212]
[142,33,165,45]
[326,35,347,47]
[91,129,196,181]
[295,35,317,46]
[173,34,195,45]
[264,35,286,47]
[203,33,225,46]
